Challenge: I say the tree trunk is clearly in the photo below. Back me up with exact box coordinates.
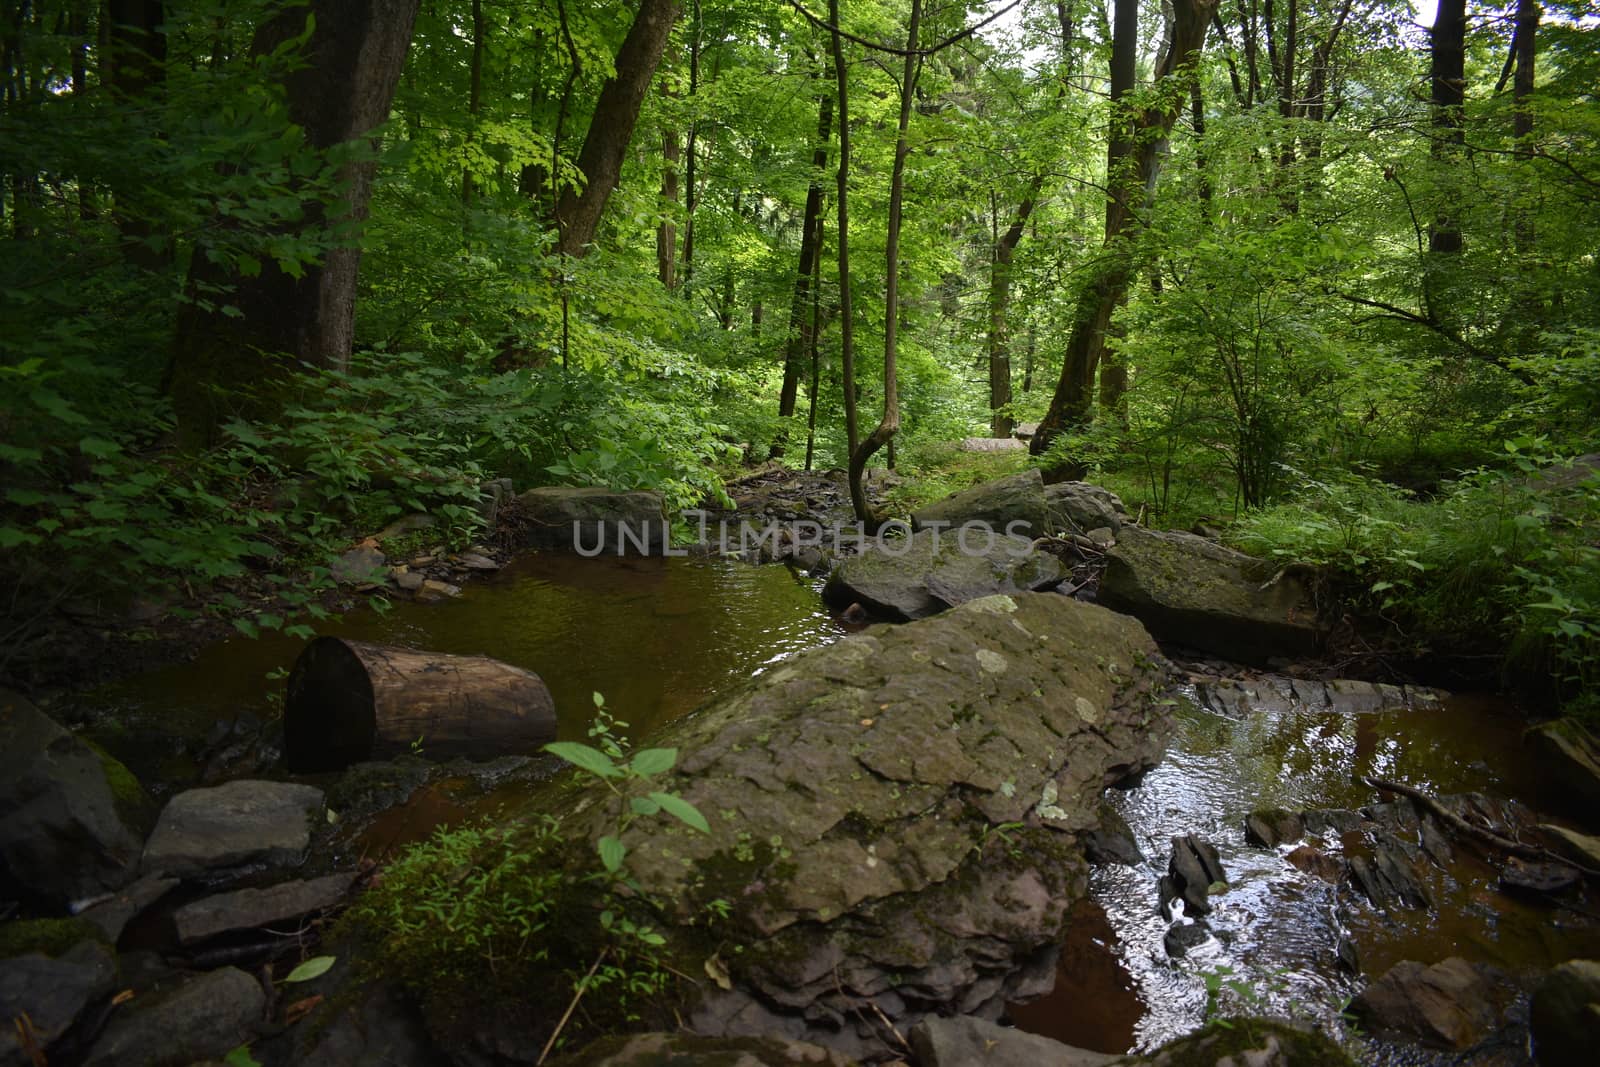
[167,0,421,448]
[658,126,680,287]
[105,1,167,263]
[988,191,1037,437]
[805,214,825,472]
[285,638,557,772]
[1032,0,1217,479]
[462,0,484,207]
[555,0,681,256]
[829,0,863,516]
[847,0,921,526]
[1511,0,1538,255]
[772,69,833,459]
[1428,0,1466,258]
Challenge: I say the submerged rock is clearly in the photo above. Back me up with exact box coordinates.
[0,689,153,908]
[1245,808,1306,849]
[1349,957,1512,1050]
[1141,1020,1355,1067]
[1166,835,1228,916]
[823,529,1064,621]
[553,1033,862,1066]
[1098,526,1320,665]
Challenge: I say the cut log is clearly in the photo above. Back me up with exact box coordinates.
[284,638,557,772]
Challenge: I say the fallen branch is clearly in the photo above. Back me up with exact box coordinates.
[1359,776,1600,879]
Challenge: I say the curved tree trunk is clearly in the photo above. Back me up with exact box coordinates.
[1031,0,1218,480]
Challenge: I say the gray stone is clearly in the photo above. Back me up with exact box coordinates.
[83,966,265,1067]
[142,779,324,878]
[1085,804,1144,866]
[78,874,180,942]
[1347,832,1431,910]
[456,551,499,570]
[1164,919,1213,958]
[1285,845,1344,883]
[958,436,1027,452]
[1245,808,1305,849]
[0,689,152,908]
[390,568,425,592]
[1099,525,1320,666]
[374,514,435,541]
[911,469,1055,539]
[389,593,1172,1062]
[1323,679,1405,714]
[909,1015,1117,1067]
[172,872,355,944]
[823,529,1064,621]
[1539,825,1600,870]
[553,1033,862,1066]
[476,477,516,525]
[515,486,667,555]
[1528,720,1600,825]
[1044,481,1127,535]
[1530,959,1600,1067]
[1349,957,1511,1050]
[414,578,461,602]
[331,546,387,585]
[1166,835,1227,916]
[268,975,439,1067]
[0,940,116,1064]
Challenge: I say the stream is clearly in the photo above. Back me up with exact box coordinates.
[65,554,1600,1059]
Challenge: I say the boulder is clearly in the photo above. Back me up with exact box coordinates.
[1530,959,1600,1067]
[0,939,116,1065]
[908,1015,1117,1067]
[331,546,388,585]
[1527,720,1600,825]
[514,487,666,556]
[1084,804,1144,866]
[366,593,1173,1062]
[1539,825,1600,871]
[258,957,440,1067]
[1349,957,1510,1049]
[911,469,1055,539]
[553,1033,862,1066]
[1244,808,1305,850]
[1165,835,1227,916]
[822,530,1064,621]
[1285,846,1344,884]
[0,689,153,908]
[1044,482,1127,536]
[83,966,265,1067]
[1163,920,1213,958]
[78,874,179,942]
[142,779,324,878]
[1098,526,1320,665]
[172,872,355,945]
[1346,832,1431,910]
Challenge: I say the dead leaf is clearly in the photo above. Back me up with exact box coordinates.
[703,954,732,991]
[284,994,324,1026]
[111,989,135,1006]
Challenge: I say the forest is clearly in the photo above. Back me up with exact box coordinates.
[3,3,1600,1065]
[2,0,1597,700]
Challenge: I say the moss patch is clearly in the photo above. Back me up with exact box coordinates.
[0,917,106,959]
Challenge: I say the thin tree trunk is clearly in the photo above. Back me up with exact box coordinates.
[463,0,484,207]
[554,0,681,256]
[1511,0,1538,255]
[657,125,679,287]
[847,0,920,526]
[105,1,167,263]
[1428,0,1466,258]
[681,0,701,285]
[805,213,824,472]
[1032,0,1217,478]
[772,66,832,459]
[988,189,1037,437]
[828,0,862,516]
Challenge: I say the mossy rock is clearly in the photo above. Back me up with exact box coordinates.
[1136,1020,1356,1067]
[551,1032,861,1066]
[0,916,106,960]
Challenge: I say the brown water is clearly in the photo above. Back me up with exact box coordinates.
[78,554,842,745]
[1014,688,1600,1056]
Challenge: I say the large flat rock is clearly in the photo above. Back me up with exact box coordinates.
[83,966,265,1067]
[142,779,324,878]
[0,940,116,1064]
[823,529,1064,621]
[1098,525,1320,665]
[514,487,666,555]
[911,469,1054,538]
[172,872,355,944]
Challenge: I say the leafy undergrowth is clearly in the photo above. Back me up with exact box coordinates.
[1229,446,1599,714]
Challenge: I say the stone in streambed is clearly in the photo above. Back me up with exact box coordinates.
[142,779,324,878]
[909,1015,1117,1067]
[911,469,1055,539]
[0,939,116,1065]
[1245,808,1305,849]
[823,529,1063,621]
[1530,959,1600,1067]
[83,966,265,1067]
[1349,957,1511,1050]
[553,1033,863,1066]
[172,872,355,944]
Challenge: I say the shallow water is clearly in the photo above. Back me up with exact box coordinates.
[78,554,841,743]
[1013,689,1600,1055]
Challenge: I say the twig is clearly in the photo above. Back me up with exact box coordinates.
[867,999,910,1051]
[1360,776,1600,879]
[537,948,609,1065]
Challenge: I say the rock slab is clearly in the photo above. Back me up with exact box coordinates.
[83,966,265,1067]
[1349,957,1510,1049]
[0,940,116,1064]
[554,1033,862,1066]
[172,872,355,944]
[142,779,324,878]
[823,530,1064,621]
[911,469,1055,538]
[909,1015,1117,1067]
[0,689,152,907]
[1099,525,1320,665]
[514,487,666,555]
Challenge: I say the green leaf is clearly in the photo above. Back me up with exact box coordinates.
[629,747,677,777]
[598,834,626,873]
[223,1046,262,1067]
[629,795,662,816]
[649,791,709,833]
[283,955,336,983]
[543,741,621,778]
